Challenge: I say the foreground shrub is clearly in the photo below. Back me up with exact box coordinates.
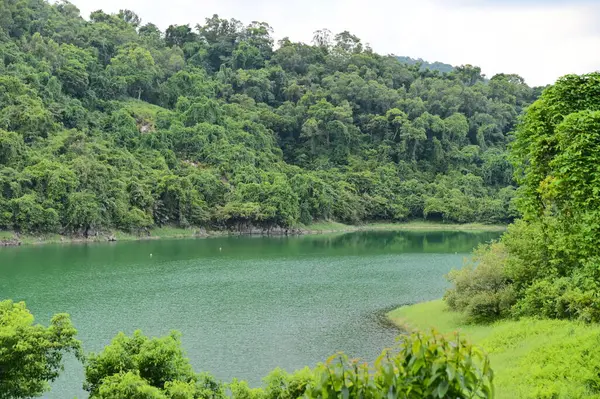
[262,368,314,399]
[84,331,225,399]
[86,330,493,399]
[1,300,494,399]
[299,331,493,398]
[0,300,81,399]
[445,242,516,322]
[229,379,265,399]
[375,331,494,398]
[92,372,166,399]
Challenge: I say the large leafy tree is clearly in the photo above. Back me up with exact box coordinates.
[108,44,158,100]
[511,74,600,290]
[446,73,600,323]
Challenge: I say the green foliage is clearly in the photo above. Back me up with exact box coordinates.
[65,191,102,235]
[445,72,600,323]
[516,75,600,320]
[0,130,25,166]
[108,44,159,100]
[261,368,313,399]
[396,56,454,74]
[0,0,537,236]
[374,331,493,398]
[87,331,197,395]
[0,300,493,399]
[82,328,492,399]
[229,379,266,399]
[251,331,493,399]
[85,330,225,399]
[445,242,515,322]
[10,193,60,233]
[0,300,81,399]
[390,300,600,399]
[93,372,167,399]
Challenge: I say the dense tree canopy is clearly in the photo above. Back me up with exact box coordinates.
[445,73,600,323]
[0,0,540,235]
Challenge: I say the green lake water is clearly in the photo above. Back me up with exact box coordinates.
[0,230,501,398]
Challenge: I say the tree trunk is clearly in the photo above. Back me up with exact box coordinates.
[411,140,418,160]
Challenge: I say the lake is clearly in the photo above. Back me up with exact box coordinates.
[0,230,501,398]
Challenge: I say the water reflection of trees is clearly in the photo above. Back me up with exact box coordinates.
[301,231,501,254]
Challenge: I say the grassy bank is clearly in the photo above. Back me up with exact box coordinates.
[305,221,507,233]
[0,221,505,246]
[388,300,600,398]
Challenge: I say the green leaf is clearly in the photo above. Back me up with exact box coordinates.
[437,379,449,398]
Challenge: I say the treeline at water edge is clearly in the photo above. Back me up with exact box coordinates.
[434,73,600,398]
[0,1,538,236]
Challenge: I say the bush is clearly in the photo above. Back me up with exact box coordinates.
[513,270,600,323]
[445,242,516,322]
[375,331,494,398]
[229,379,265,399]
[85,330,493,399]
[301,331,493,399]
[92,372,166,399]
[0,300,81,399]
[465,291,514,323]
[501,219,554,291]
[84,331,225,399]
[262,368,313,399]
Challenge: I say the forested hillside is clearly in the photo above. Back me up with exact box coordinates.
[0,0,539,235]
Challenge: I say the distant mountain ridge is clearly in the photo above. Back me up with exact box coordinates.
[396,56,454,73]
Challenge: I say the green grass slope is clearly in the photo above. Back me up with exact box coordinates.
[388,300,600,398]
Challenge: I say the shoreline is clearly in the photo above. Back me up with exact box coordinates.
[0,221,506,247]
[306,221,506,234]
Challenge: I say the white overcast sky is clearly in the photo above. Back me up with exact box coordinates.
[66,0,600,86]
